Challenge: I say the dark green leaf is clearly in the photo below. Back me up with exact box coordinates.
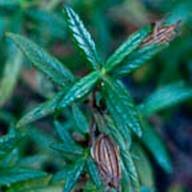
[121,150,140,192]
[63,158,85,192]
[86,158,102,188]
[54,121,75,144]
[113,44,166,77]
[0,168,47,186]
[142,121,172,173]
[17,89,66,127]
[6,33,74,86]
[59,71,100,108]
[139,81,192,116]
[103,77,143,137]
[51,143,83,156]
[51,168,70,183]
[104,25,151,72]
[64,6,101,70]
[72,104,89,134]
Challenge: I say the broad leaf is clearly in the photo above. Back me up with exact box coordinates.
[139,81,192,116]
[0,50,22,106]
[63,158,85,192]
[104,25,151,72]
[102,77,143,137]
[113,44,166,77]
[6,33,74,86]
[72,104,89,134]
[86,158,102,188]
[142,121,172,173]
[0,168,47,186]
[59,71,100,108]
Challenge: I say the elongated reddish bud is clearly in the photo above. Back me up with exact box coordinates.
[91,134,121,191]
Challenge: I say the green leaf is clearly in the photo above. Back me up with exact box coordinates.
[102,77,143,137]
[0,168,47,186]
[59,71,100,108]
[0,50,22,106]
[121,150,140,192]
[142,121,172,173]
[17,89,66,127]
[113,44,166,77]
[86,158,102,188]
[51,143,83,156]
[63,158,85,192]
[6,33,74,86]
[132,144,154,189]
[104,25,151,72]
[54,121,75,144]
[64,6,101,70]
[72,104,89,134]
[139,81,192,116]
[51,168,70,183]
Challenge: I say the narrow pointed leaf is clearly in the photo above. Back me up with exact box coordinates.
[59,71,100,108]
[113,44,166,77]
[104,25,151,72]
[17,89,66,127]
[0,168,47,186]
[142,121,172,173]
[121,151,140,192]
[103,77,142,137]
[63,158,85,192]
[54,121,75,144]
[65,6,101,70]
[139,81,192,116]
[6,33,74,86]
[86,158,102,188]
[72,104,89,134]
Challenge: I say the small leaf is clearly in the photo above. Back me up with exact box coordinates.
[139,81,192,116]
[104,25,151,72]
[72,104,89,134]
[51,168,70,183]
[6,33,74,86]
[102,77,142,137]
[0,168,47,186]
[121,150,140,192]
[64,6,101,70]
[113,44,166,77]
[17,89,66,127]
[59,71,100,108]
[86,158,102,188]
[141,121,172,173]
[63,158,85,192]
[0,50,22,106]
[54,121,74,144]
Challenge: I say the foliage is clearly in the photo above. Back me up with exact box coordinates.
[0,0,192,192]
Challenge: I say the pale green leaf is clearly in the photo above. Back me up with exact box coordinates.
[64,6,101,70]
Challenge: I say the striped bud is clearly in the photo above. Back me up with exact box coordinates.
[91,134,121,190]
